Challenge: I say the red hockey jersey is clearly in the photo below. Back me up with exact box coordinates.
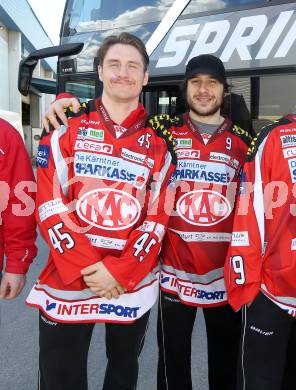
[150,114,251,307]
[225,113,296,317]
[0,119,37,275]
[26,99,176,323]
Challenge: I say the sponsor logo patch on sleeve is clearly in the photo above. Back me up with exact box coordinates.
[231,231,249,246]
[37,145,50,168]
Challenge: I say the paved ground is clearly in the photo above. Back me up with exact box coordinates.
[0,235,209,390]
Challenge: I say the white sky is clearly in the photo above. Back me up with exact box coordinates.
[27,0,67,45]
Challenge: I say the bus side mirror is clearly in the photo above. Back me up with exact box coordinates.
[18,57,38,97]
[18,43,84,96]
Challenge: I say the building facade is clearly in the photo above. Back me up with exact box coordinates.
[0,0,56,157]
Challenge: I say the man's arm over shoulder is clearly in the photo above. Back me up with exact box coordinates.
[42,93,81,132]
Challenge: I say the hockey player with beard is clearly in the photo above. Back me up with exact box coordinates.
[152,55,251,390]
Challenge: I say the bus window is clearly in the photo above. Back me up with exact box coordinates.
[63,0,175,35]
[101,0,174,28]
[63,0,102,36]
[64,79,96,101]
[255,74,296,131]
[183,0,268,16]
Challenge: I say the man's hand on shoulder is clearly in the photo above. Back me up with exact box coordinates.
[0,272,26,299]
[148,114,172,131]
[42,97,81,132]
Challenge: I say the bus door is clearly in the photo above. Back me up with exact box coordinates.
[141,85,186,117]
[58,72,99,102]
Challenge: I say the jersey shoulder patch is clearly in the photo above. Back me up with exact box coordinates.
[247,116,292,161]
[148,114,184,130]
[64,101,89,119]
[147,115,178,165]
[229,124,252,147]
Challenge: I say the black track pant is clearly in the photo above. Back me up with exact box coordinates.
[39,310,150,390]
[157,291,241,390]
[237,292,296,390]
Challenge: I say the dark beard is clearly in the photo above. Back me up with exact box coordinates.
[187,100,221,118]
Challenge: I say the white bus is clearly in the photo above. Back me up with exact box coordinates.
[19,0,296,134]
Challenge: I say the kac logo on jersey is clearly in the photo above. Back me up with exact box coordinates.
[76,188,141,230]
[176,190,232,226]
[37,145,50,168]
